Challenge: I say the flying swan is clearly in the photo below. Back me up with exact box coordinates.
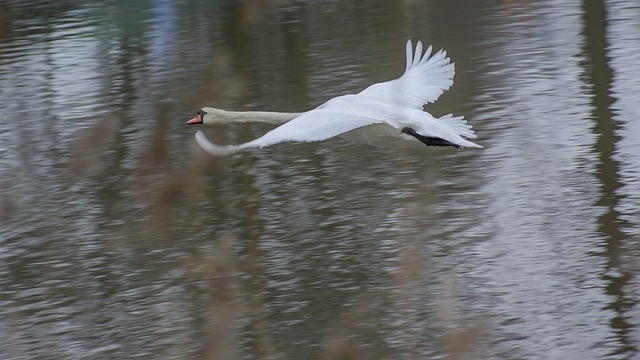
[187,40,481,155]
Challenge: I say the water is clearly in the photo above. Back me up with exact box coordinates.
[1,1,639,359]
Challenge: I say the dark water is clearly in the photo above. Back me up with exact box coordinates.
[1,0,640,359]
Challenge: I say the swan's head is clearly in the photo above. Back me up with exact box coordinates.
[186,107,223,125]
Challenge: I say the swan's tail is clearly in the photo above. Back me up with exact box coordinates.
[438,113,483,148]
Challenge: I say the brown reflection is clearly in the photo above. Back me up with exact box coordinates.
[500,0,534,17]
[69,115,121,177]
[181,239,244,360]
[581,0,637,357]
[240,0,280,30]
[0,177,17,222]
[239,155,278,359]
[0,4,6,42]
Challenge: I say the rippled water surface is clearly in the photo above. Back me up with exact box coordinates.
[1,1,640,359]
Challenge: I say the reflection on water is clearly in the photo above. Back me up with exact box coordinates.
[1,1,640,359]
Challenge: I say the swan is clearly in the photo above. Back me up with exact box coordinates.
[187,40,481,155]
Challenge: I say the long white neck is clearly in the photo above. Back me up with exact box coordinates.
[218,110,302,125]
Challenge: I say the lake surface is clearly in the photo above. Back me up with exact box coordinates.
[1,0,640,359]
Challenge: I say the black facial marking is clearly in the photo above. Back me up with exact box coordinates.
[189,109,206,124]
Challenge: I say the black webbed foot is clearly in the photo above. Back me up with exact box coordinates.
[401,127,461,148]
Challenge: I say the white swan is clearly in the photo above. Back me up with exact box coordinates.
[187,40,481,155]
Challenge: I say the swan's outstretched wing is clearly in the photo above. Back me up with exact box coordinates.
[194,109,384,155]
[357,40,455,109]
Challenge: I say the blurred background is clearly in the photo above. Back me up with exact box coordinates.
[1,0,639,358]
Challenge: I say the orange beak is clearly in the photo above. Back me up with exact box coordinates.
[187,114,203,125]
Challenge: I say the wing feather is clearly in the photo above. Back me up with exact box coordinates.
[405,39,413,72]
[248,109,383,146]
[359,39,455,109]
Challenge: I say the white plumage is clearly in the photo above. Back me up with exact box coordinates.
[188,40,481,155]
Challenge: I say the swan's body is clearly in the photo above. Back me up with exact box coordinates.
[188,40,481,155]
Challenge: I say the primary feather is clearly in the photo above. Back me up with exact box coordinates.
[358,40,454,109]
